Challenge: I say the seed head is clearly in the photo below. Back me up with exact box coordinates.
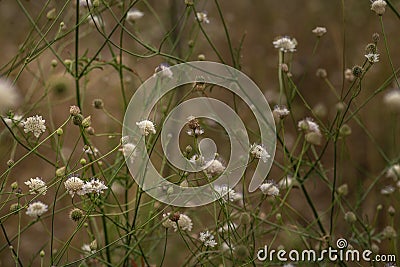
[69,208,84,222]
[352,65,363,78]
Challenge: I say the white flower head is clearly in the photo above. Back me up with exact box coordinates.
[136,120,156,136]
[365,53,380,63]
[386,164,400,181]
[298,117,321,134]
[273,36,297,53]
[162,213,193,232]
[213,185,242,202]
[250,143,270,163]
[23,115,46,138]
[83,145,99,156]
[371,0,387,15]
[199,230,217,248]
[83,178,108,195]
[26,201,48,217]
[24,177,47,195]
[312,26,327,37]
[4,114,23,127]
[273,105,290,120]
[259,180,280,196]
[0,78,19,113]
[196,11,209,24]
[64,176,86,197]
[154,63,173,78]
[126,9,144,22]
[383,90,400,112]
[204,159,226,177]
[120,142,137,163]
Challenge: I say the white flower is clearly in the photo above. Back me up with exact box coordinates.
[312,26,327,37]
[126,9,144,22]
[259,181,280,196]
[273,36,297,53]
[154,63,173,78]
[0,78,19,113]
[136,120,156,136]
[371,0,387,15]
[273,105,290,120]
[383,90,400,112]
[204,159,225,176]
[64,176,85,197]
[83,146,99,156]
[82,178,108,195]
[24,177,47,195]
[365,53,380,63]
[4,114,23,127]
[120,143,137,163]
[199,230,217,248]
[196,11,209,24]
[298,117,320,134]
[250,144,270,163]
[386,164,400,181]
[79,0,92,7]
[162,213,193,232]
[213,185,242,202]
[344,68,355,82]
[187,128,204,136]
[381,185,395,195]
[26,201,48,217]
[23,115,46,138]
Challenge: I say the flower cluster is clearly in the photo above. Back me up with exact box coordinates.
[26,201,48,217]
[136,120,156,136]
[199,230,217,248]
[298,117,322,145]
[259,180,280,196]
[24,177,47,195]
[64,176,107,198]
[250,144,270,163]
[23,115,46,138]
[273,36,297,53]
[162,212,193,232]
[213,184,242,202]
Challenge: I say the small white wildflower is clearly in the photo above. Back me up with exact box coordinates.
[213,185,242,202]
[81,243,96,254]
[162,213,193,232]
[312,26,327,37]
[273,36,297,53]
[136,120,156,136]
[344,68,355,82]
[371,0,387,15]
[196,11,209,24]
[83,145,99,156]
[365,53,380,63]
[24,177,47,195]
[259,180,280,196]
[82,178,108,195]
[23,115,46,138]
[383,90,400,112]
[64,176,86,197]
[79,0,92,7]
[381,185,395,195]
[0,78,19,113]
[204,159,226,176]
[250,144,270,163]
[298,117,320,134]
[187,128,204,136]
[26,201,48,217]
[154,63,173,78]
[126,9,144,22]
[273,105,290,120]
[4,114,23,127]
[386,164,400,181]
[120,142,137,163]
[199,230,217,248]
